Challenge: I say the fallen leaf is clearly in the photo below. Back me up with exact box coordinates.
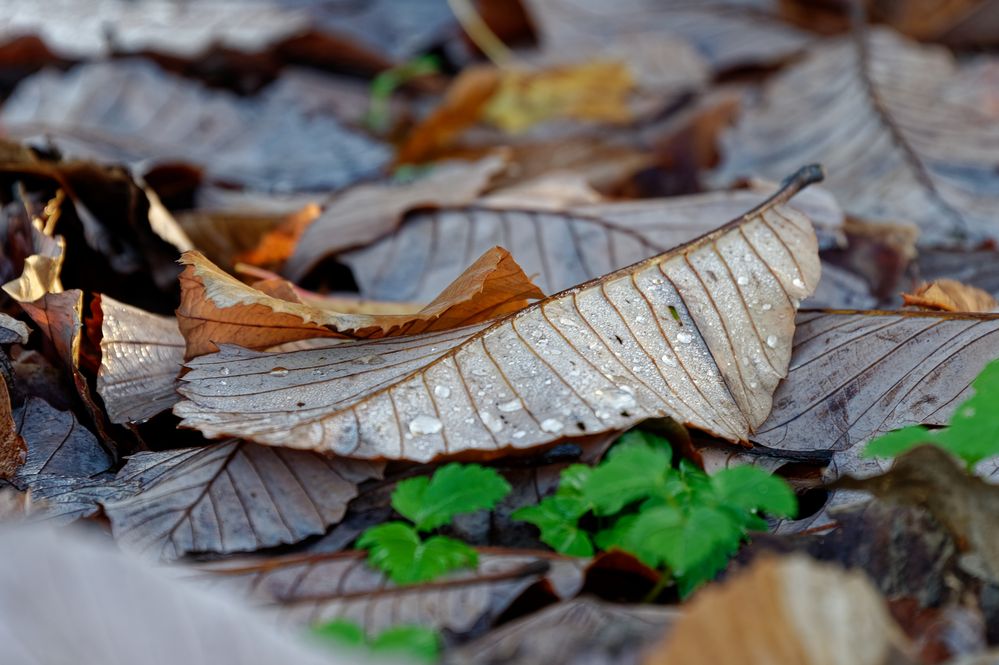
[751,310,999,480]
[11,397,112,486]
[837,446,999,583]
[869,0,999,47]
[0,525,342,665]
[0,192,65,302]
[285,154,507,281]
[918,249,999,301]
[0,313,29,345]
[903,279,998,313]
[0,377,25,479]
[715,29,999,246]
[450,597,678,664]
[177,246,543,358]
[234,204,322,271]
[96,295,185,424]
[174,166,821,461]
[2,60,391,192]
[483,60,636,134]
[104,440,383,560]
[523,0,812,72]
[645,555,915,665]
[479,172,604,210]
[340,184,844,305]
[194,548,586,636]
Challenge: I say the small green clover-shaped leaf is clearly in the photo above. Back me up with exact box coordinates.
[582,442,671,515]
[627,505,742,577]
[312,619,366,648]
[863,425,936,460]
[370,626,442,662]
[712,466,798,518]
[392,463,512,531]
[512,495,593,556]
[557,464,593,496]
[357,522,478,584]
[615,429,674,454]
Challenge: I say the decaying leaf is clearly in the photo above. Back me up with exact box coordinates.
[174,166,821,461]
[233,204,322,271]
[837,446,999,583]
[483,60,636,134]
[449,598,678,665]
[0,525,340,665]
[523,0,812,72]
[341,184,841,305]
[177,246,543,359]
[645,555,915,665]
[195,548,586,636]
[715,29,999,246]
[284,154,507,281]
[918,249,999,301]
[2,60,391,192]
[96,295,185,424]
[0,377,25,480]
[12,397,111,485]
[752,310,999,480]
[902,279,998,313]
[104,440,383,560]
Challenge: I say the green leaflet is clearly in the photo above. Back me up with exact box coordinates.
[357,522,478,585]
[392,463,512,531]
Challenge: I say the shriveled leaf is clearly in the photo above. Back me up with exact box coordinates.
[358,523,478,585]
[177,246,543,358]
[715,29,999,246]
[340,184,844,305]
[645,555,914,665]
[2,61,390,192]
[96,295,184,424]
[175,167,822,461]
[103,440,383,560]
[0,525,340,665]
[752,310,999,480]
[194,549,587,636]
[902,279,998,313]
[284,154,507,281]
[524,0,812,71]
[391,463,511,531]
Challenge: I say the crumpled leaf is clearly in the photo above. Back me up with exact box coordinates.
[918,248,999,301]
[483,60,636,134]
[97,295,184,424]
[2,60,391,192]
[284,154,507,281]
[174,166,821,461]
[902,279,998,313]
[837,446,999,584]
[194,548,586,636]
[103,440,383,560]
[177,246,544,358]
[0,377,25,480]
[715,29,999,246]
[645,554,915,665]
[0,525,341,665]
[751,310,999,481]
[341,184,843,305]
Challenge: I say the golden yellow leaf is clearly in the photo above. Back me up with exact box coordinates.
[902,278,998,313]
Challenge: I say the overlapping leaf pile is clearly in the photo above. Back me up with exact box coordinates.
[1,1,999,664]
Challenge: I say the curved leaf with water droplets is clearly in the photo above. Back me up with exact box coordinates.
[174,167,822,462]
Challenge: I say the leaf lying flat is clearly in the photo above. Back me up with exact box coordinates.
[175,167,821,461]
[341,185,842,306]
[194,549,586,635]
[177,246,544,358]
[103,440,381,560]
[97,295,184,424]
[715,29,999,246]
[2,61,390,192]
[752,310,999,480]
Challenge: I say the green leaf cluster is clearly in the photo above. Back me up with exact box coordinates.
[864,359,999,467]
[512,430,797,595]
[357,463,511,584]
[313,619,441,662]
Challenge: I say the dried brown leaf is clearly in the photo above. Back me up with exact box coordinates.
[104,440,383,560]
[0,377,25,480]
[902,279,998,313]
[177,246,543,359]
[96,295,184,424]
[645,555,914,665]
[715,29,999,246]
[194,548,586,635]
[174,167,821,461]
[234,203,322,271]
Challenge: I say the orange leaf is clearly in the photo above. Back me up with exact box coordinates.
[902,279,998,313]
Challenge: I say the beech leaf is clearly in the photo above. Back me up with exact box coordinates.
[175,167,821,461]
